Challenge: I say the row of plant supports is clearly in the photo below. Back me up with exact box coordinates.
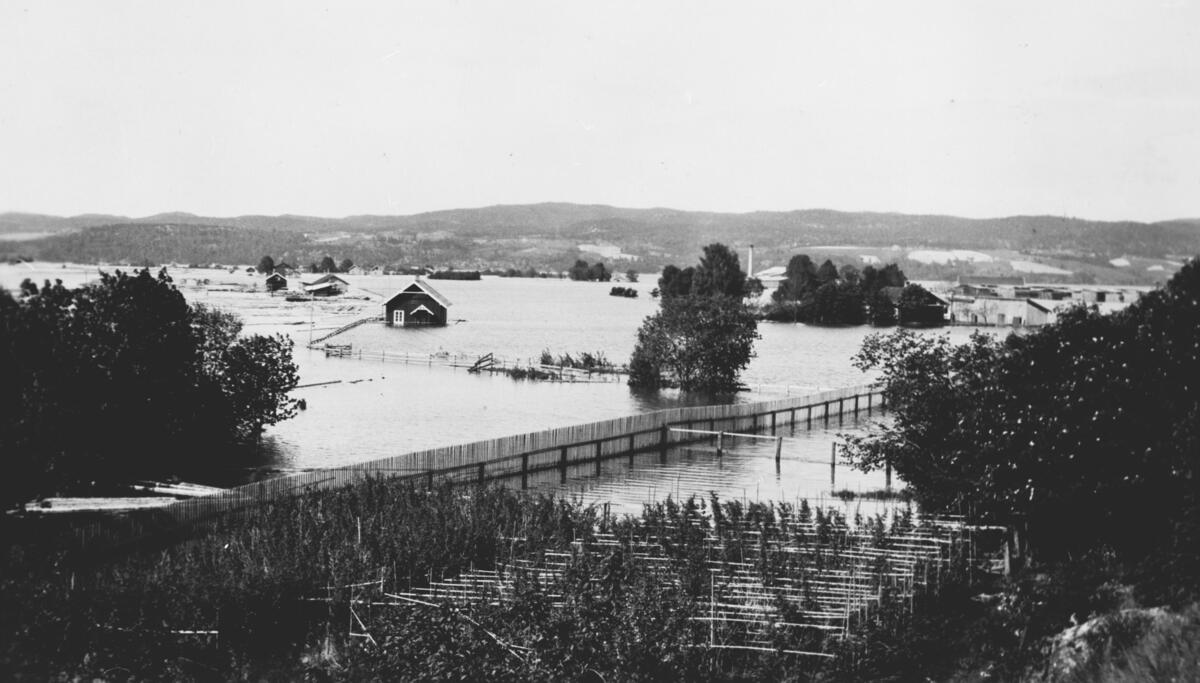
[318,498,993,662]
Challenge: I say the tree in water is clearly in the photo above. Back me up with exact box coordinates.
[657,265,695,298]
[691,243,746,298]
[773,255,818,303]
[629,244,758,393]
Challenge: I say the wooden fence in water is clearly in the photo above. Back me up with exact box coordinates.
[71,384,885,555]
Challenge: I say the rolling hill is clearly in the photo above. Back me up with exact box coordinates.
[2,204,1197,282]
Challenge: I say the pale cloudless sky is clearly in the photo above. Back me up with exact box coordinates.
[1,0,1197,221]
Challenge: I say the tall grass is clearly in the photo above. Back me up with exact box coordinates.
[1,477,963,681]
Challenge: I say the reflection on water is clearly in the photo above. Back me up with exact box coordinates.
[259,349,752,472]
[506,412,899,518]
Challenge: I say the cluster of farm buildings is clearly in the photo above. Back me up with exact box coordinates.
[262,270,451,328]
[941,276,1147,327]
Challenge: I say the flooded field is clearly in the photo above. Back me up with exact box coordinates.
[1,262,985,506]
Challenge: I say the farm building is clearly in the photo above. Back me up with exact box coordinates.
[264,272,288,292]
[878,286,950,326]
[303,273,350,297]
[384,279,451,327]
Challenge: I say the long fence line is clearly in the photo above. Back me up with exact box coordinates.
[315,344,627,382]
[73,384,885,555]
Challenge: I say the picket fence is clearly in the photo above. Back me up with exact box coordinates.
[72,384,884,555]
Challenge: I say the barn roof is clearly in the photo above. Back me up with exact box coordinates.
[304,281,341,292]
[305,273,350,287]
[384,279,452,309]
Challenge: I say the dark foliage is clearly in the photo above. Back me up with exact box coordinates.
[844,258,1200,602]
[631,245,758,393]
[0,269,298,507]
[429,269,482,280]
[768,254,911,326]
[568,259,611,282]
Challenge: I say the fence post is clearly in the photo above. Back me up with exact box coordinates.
[775,437,783,463]
[521,453,529,489]
[717,432,724,456]
[830,442,837,488]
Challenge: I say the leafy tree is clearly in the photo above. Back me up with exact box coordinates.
[631,244,758,392]
[860,263,907,295]
[815,259,839,285]
[868,290,897,326]
[691,243,746,298]
[810,281,866,325]
[844,259,1200,596]
[339,258,354,273]
[568,259,590,281]
[0,269,299,506]
[256,255,275,274]
[625,270,639,283]
[656,265,695,298]
[628,295,759,393]
[773,255,818,303]
[839,264,861,285]
[587,261,611,282]
[319,256,337,273]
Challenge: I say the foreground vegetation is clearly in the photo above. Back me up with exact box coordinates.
[3,482,974,681]
[841,257,1200,676]
[0,269,299,508]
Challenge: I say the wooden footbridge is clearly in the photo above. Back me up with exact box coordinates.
[70,384,886,554]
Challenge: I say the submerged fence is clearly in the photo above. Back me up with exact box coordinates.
[71,384,885,555]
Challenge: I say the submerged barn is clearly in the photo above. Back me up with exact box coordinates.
[384,280,452,327]
[264,272,288,292]
[303,273,350,297]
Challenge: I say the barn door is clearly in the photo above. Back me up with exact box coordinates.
[393,310,405,326]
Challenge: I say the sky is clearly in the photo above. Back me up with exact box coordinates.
[1,0,1197,222]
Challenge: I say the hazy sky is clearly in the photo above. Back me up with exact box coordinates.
[1,1,1197,221]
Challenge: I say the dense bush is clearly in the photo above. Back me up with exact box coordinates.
[845,258,1200,602]
[0,269,297,506]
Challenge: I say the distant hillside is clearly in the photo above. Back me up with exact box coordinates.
[3,204,1198,281]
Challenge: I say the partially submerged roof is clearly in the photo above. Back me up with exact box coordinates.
[304,273,350,287]
[304,281,341,292]
[384,279,452,309]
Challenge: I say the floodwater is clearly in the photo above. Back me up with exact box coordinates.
[1,263,991,507]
